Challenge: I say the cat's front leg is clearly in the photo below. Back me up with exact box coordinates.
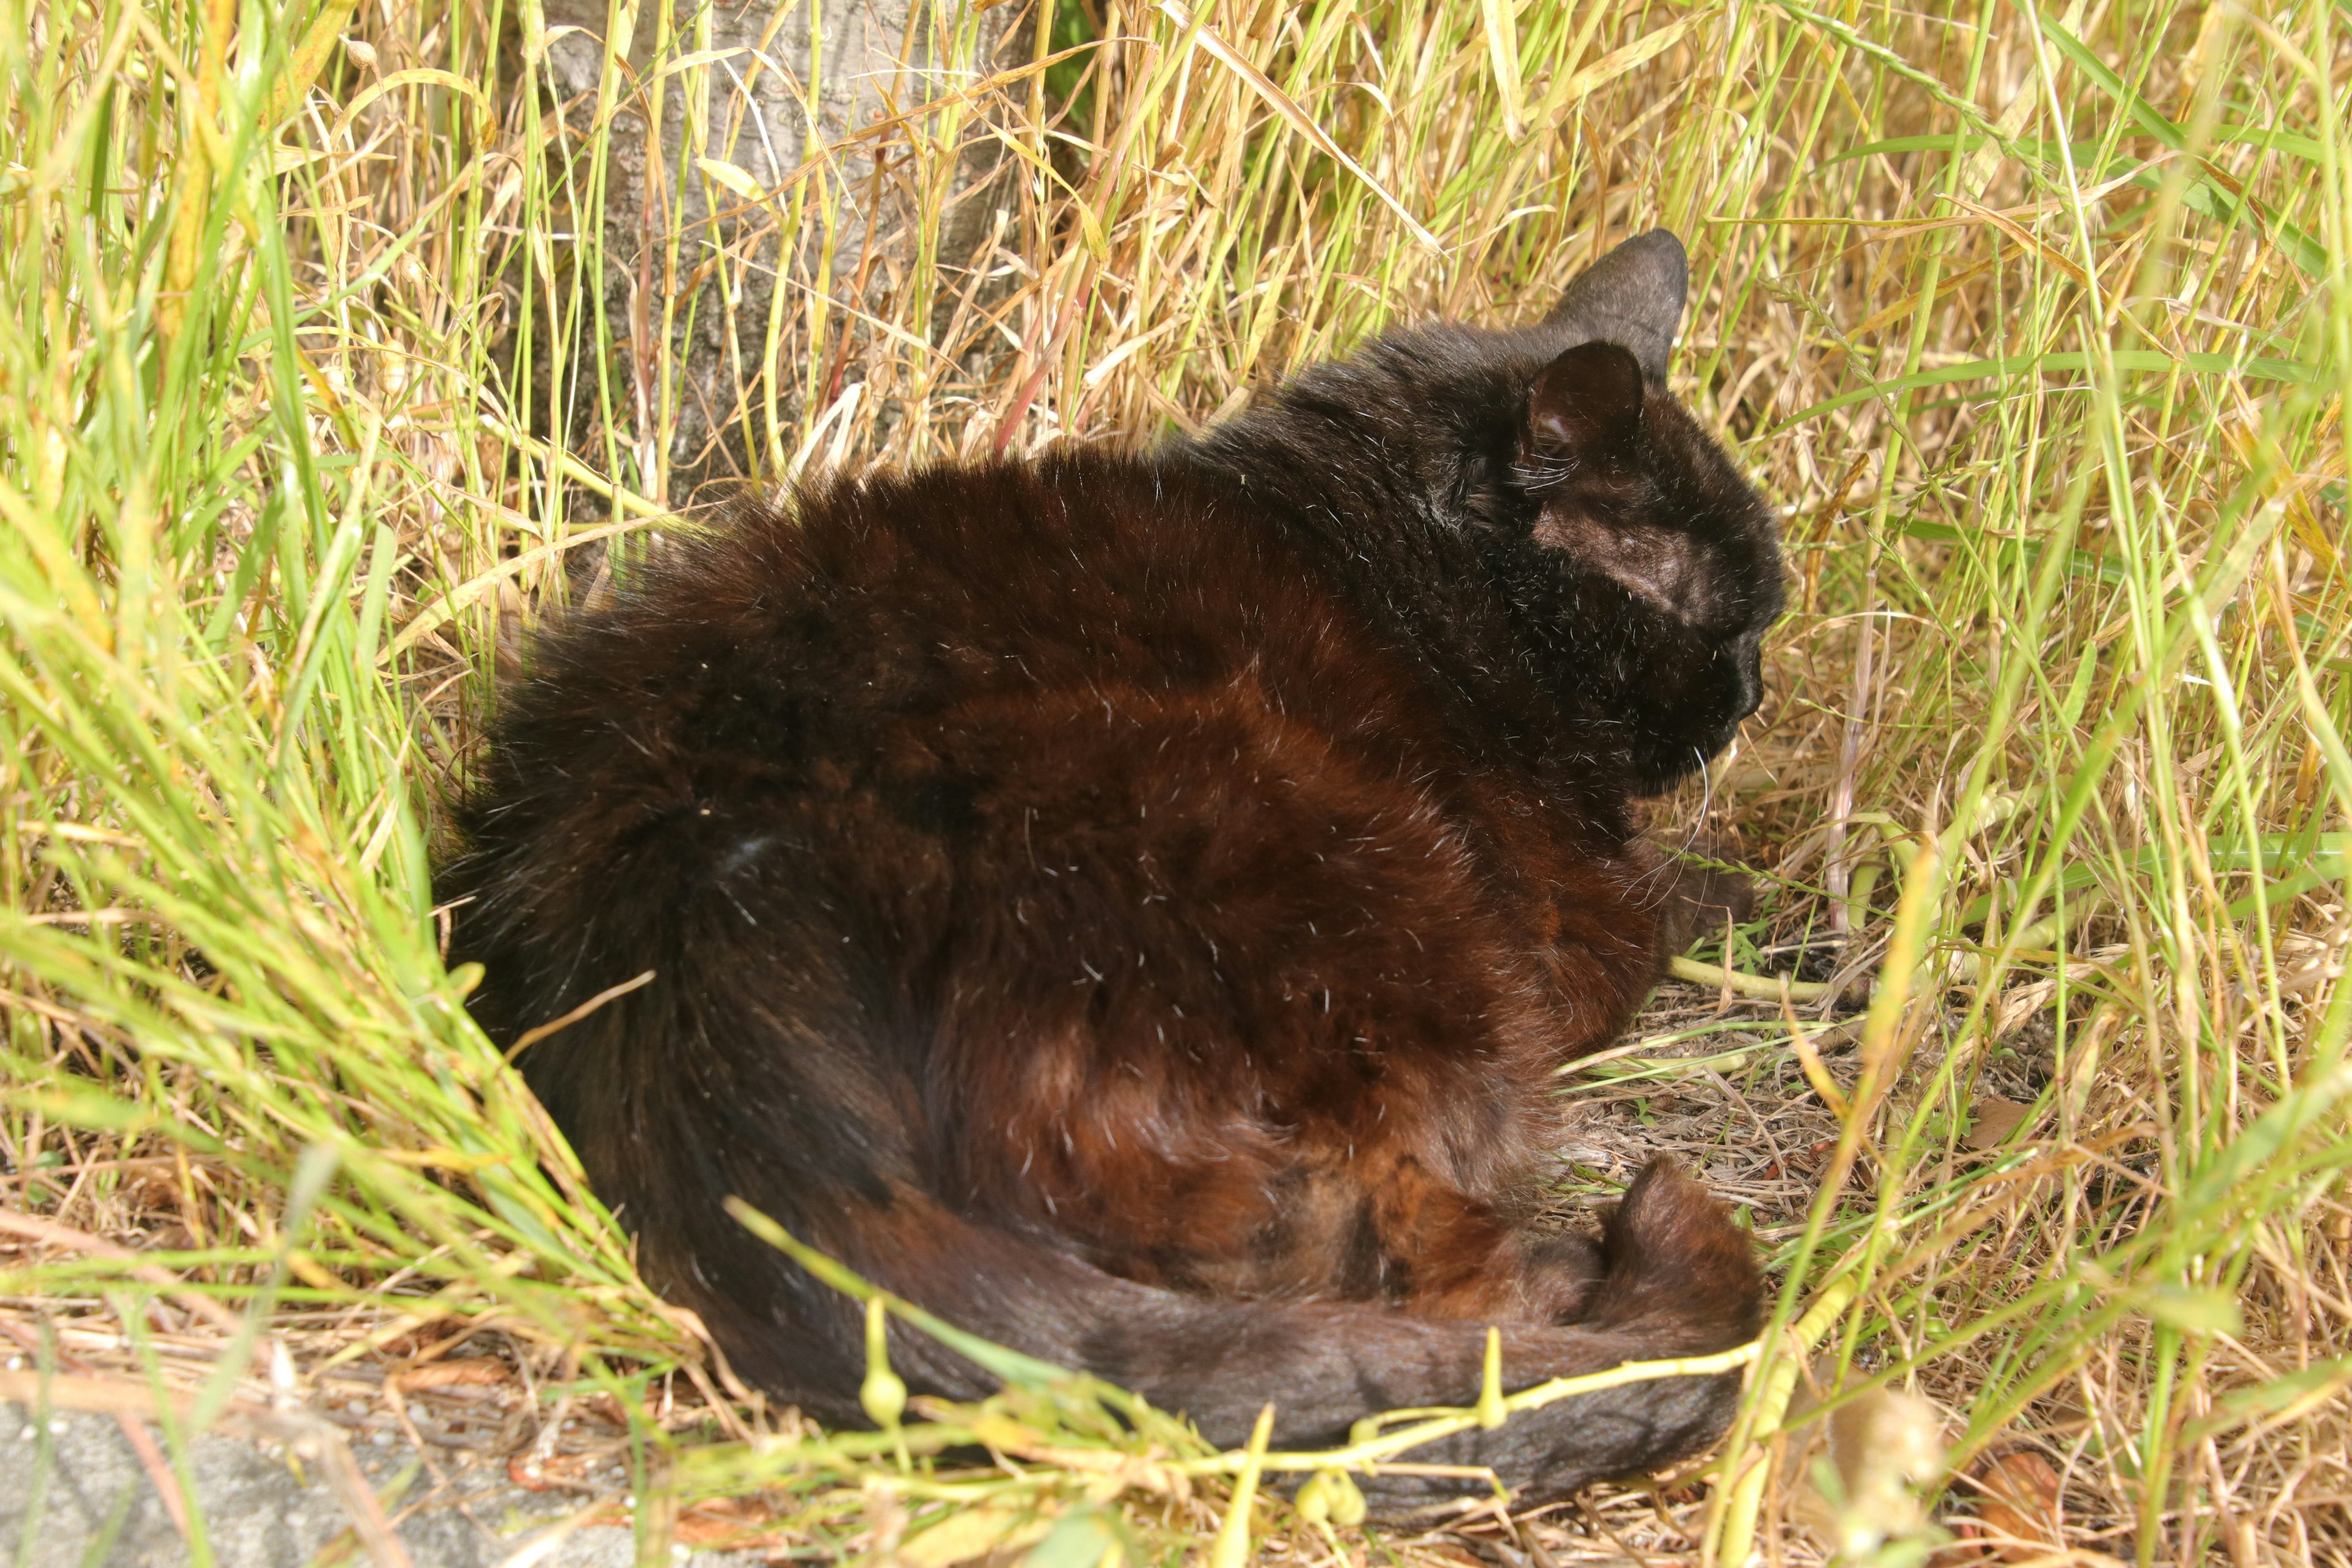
[1647,839,1756,959]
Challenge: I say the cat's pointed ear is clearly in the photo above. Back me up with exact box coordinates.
[1542,228,1687,382]
[1525,339,1645,462]
[1526,341,1706,619]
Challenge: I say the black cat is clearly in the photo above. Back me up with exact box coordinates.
[440,230,1784,1501]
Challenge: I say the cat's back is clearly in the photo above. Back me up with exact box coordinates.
[496,448,1433,802]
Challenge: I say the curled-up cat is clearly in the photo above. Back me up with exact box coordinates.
[441,229,1784,1502]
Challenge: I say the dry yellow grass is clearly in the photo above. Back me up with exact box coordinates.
[2,0,2347,1563]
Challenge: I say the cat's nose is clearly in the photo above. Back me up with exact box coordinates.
[1731,635,1768,719]
[1726,648,1763,723]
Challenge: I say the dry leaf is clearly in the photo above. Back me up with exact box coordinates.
[1953,1449,2067,1563]
[1784,1386,1948,1556]
[676,1496,793,1551]
[1965,1095,2033,1150]
[897,1506,1054,1568]
[390,1358,514,1393]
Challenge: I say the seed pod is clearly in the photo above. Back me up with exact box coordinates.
[1325,1471,1367,1527]
[859,1297,907,1428]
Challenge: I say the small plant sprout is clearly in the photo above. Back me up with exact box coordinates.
[1477,1327,1508,1430]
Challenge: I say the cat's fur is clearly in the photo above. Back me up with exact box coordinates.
[441,230,1785,1501]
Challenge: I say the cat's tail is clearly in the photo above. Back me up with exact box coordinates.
[684,1159,1762,1505]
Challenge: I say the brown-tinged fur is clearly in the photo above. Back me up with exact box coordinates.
[441,232,1783,1503]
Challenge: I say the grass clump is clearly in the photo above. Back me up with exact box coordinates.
[2,0,2349,1564]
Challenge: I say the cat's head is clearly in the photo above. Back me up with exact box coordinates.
[1510,231,1784,794]
[1181,228,1782,794]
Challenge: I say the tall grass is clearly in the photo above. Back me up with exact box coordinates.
[2,0,2346,1563]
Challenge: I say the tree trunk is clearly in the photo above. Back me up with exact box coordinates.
[531,0,1029,506]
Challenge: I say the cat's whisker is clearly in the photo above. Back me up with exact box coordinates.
[1683,746,1714,857]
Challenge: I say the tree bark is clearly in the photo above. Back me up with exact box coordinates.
[532,0,1028,505]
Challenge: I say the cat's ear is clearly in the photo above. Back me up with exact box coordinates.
[1525,341,1705,619]
[1542,228,1687,382]
[1525,339,1645,461]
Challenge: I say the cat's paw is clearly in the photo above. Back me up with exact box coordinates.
[1518,1230,1607,1322]
[1589,1159,1763,1343]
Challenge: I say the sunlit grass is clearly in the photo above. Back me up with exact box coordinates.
[2,0,2347,1562]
